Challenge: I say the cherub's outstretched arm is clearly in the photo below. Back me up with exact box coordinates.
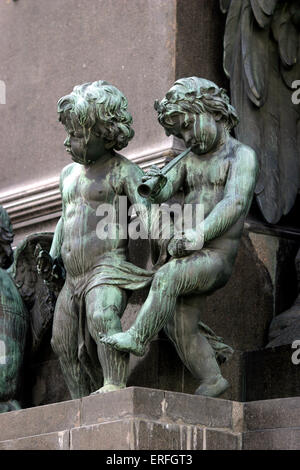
[36,170,67,285]
[50,167,69,259]
[50,216,64,259]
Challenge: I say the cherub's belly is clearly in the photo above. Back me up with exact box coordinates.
[61,219,127,277]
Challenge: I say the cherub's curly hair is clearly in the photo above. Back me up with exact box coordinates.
[58,81,134,150]
[155,77,238,133]
[0,205,13,245]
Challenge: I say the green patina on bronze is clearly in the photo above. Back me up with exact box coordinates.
[101,77,259,397]
[37,81,153,398]
[220,0,300,224]
[0,203,56,413]
[37,77,258,399]
[0,206,27,413]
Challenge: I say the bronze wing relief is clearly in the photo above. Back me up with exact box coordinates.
[220,0,300,223]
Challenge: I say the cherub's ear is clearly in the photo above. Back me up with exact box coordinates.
[185,91,196,101]
[213,112,223,122]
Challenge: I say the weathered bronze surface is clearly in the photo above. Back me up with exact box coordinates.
[0,206,26,413]
[101,77,259,397]
[220,0,300,223]
[37,81,153,398]
[0,206,55,412]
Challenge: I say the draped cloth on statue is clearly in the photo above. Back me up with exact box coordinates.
[65,245,233,389]
[63,249,154,389]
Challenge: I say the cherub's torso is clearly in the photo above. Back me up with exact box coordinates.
[181,137,246,249]
[60,154,130,277]
[183,151,230,213]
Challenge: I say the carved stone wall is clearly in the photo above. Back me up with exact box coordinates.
[0,0,225,241]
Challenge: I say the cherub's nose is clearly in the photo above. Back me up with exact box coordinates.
[64,136,70,147]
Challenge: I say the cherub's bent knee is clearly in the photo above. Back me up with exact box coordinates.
[87,306,122,337]
[90,305,120,323]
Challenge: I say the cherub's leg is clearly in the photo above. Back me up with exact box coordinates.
[100,251,227,357]
[99,266,179,356]
[51,286,92,399]
[86,285,129,394]
[164,294,229,397]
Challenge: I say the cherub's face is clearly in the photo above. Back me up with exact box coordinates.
[62,114,108,165]
[167,111,218,155]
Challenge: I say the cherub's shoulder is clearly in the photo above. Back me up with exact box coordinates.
[60,162,78,180]
[231,138,258,171]
[114,152,143,176]
[59,163,80,192]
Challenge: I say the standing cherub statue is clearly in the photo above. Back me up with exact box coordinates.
[37,81,153,398]
[101,77,259,397]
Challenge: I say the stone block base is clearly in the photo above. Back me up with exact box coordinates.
[0,387,299,450]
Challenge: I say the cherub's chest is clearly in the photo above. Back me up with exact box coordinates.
[185,158,230,190]
[62,169,111,204]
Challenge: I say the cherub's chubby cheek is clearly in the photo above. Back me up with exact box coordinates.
[70,139,86,162]
[194,115,218,154]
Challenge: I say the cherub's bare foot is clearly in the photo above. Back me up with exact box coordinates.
[99,331,146,357]
[195,375,229,398]
[91,384,125,395]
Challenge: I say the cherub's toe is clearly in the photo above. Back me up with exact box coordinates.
[99,335,117,346]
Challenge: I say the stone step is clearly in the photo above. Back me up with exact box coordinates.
[0,387,299,449]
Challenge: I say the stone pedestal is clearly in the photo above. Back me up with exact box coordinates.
[0,387,299,450]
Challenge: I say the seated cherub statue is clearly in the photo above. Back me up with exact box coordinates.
[100,77,259,397]
[37,81,154,398]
